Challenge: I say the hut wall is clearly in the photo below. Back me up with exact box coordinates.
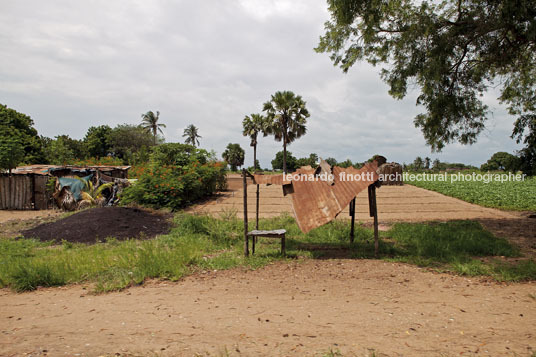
[377,163,404,185]
[0,174,51,210]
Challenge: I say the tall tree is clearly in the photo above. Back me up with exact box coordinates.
[316,0,536,153]
[141,110,166,145]
[183,124,201,147]
[424,157,431,170]
[511,115,536,175]
[108,124,155,164]
[222,143,245,171]
[84,125,112,158]
[242,113,268,171]
[413,157,424,170]
[0,130,24,173]
[263,91,310,174]
[481,152,521,172]
[432,159,441,171]
[271,151,298,172]
[0,104,46,164]
[45,136,76,165]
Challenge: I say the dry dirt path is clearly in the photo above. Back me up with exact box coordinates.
[0,210,61,225]
[1,260,535,356]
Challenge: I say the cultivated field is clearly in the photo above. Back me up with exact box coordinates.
[405,173,536,211]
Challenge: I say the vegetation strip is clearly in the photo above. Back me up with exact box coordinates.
[1,213,534,293]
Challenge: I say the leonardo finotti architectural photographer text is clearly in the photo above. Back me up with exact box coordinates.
[283,172,527,184]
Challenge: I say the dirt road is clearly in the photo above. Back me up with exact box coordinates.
[1,260,535,356]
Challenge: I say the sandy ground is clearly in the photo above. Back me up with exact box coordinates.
[1,180,535,356]
[0,209,61,225]
[1,260,535,356]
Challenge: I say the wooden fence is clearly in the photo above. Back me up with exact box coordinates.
[0,174,51,210]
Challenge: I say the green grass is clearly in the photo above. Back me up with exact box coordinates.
[1,213,534,293]
[384,220,536,281]
[405,172,536,211]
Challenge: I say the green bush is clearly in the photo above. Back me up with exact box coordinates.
[121,144,226,209]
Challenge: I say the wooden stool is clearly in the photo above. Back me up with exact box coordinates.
[246,229,286,256]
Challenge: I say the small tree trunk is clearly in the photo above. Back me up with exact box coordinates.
[253,144,257,171]
[283,138,287,174]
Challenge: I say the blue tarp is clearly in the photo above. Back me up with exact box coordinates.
[58,174,93,201]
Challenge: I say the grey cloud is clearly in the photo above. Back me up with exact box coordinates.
[0,0,522,169]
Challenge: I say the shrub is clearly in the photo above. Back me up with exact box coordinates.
[120,145,226,209]
[72,156,125,166]
[150,143,208,167]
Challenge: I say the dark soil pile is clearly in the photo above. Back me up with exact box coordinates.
[22,207,172,244]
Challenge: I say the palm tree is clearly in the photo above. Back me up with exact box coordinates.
[424,156,431,170]
[242,113,268,171]
[222,143,245,171]
[183,124,201,147]
[141,111,166,145]
[263,91,310,174]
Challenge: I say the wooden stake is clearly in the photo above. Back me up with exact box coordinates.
[255,184,259,230]
[349,197,356,243]
[371,185,379,256]
[243,169,249,257]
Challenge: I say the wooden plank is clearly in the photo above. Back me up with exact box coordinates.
[7,176,11,208]
[31,174,36,209]
[17,176,22,209]
[25,175,32,209]
[350,197,356,243]
[10,176,15,209]
[255,184,259,230]
[21,176,26,209]
[369,184,379,256]
[34,176,44,209]
[18,176,22,209]
[247,229,286,237]
[0,177,5,209]
[2,177,7,209]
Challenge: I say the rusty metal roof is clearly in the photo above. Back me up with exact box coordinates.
[252,161,379,233]
[11,165,131,176]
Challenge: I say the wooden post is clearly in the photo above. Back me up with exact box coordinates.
[243,169,249,257]
[349,197,356,243]
[368,184,379,256]
[31,174,36,210]
[255,184,260,230]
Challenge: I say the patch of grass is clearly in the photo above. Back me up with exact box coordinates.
[1,213,534,293]
[388,220,518,261]
[385,220,536,281]
[0,212,282,293]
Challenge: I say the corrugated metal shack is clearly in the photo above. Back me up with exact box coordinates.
[0,165,130,210]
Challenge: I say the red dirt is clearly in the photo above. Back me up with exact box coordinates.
[21,207,172,244]
[1,260,534,356]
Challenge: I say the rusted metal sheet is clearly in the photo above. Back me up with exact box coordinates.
[251,161,379,233]
[11,165,131,176]
[252,174,290,186]
[290,162,378,232]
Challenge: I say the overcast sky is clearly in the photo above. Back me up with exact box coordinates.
[0,0,522,168]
